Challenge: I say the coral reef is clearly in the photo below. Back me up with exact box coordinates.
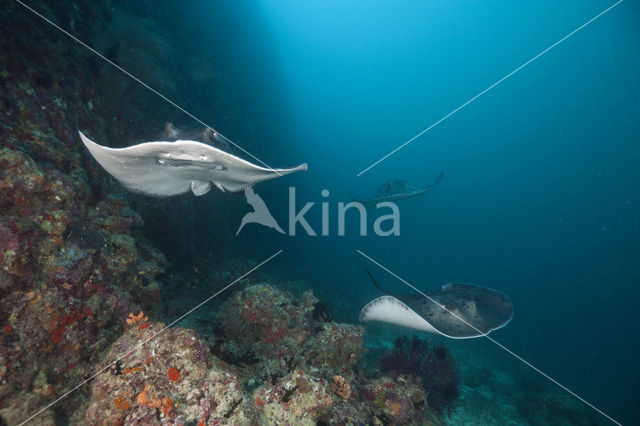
[360,375,430,425]
[213,284,365,385]
[381,335,461,414]
[0,2,427,424]
[332,375,351,402]
[0,391,56,426]
[0,145,166,420]
[213,283,429,425]
[214,284,318,366]
[0,3,208,420]
[85,322,249,425]
[252,371,334,425]
[81,287,416,425]
[307,322,364,380]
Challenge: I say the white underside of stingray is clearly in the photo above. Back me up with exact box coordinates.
[360,268,513,339]
[79,131,307,197]
[360,289,513,339]
[359,295,442,335]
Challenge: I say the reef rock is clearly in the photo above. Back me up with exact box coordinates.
[214,284,317,362]
[360,375,430,425]
[252,371,334,425]
[307,322,365,380]
[0,391,56,426]
[0,146,166,421]
[214,284,365,385]
[85,322,248,425]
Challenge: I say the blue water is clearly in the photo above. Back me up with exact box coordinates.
[222,1,640,423]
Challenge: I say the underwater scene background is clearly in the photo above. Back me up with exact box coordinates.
[0,0,638,424]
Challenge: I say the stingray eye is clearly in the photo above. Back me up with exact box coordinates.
[214,165,227,171]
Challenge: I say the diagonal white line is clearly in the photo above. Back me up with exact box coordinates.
[356,0,624,176]
[13,0,282,175]
[356,250,622,425]
[19,250,283,425]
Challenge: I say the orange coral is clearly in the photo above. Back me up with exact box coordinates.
[138,322,151,330]
[390,401,402,416]
[149,396,162,409]
[114,396,130,410]
[333,375,351,402]
[122,366,141,375]
[167,367,180,381]
[136,384,151,405]
[136,384,166,409]
[161,396,174,415]
[254,396,265,409]
[126,311,148,325]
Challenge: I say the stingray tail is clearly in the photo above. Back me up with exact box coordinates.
[433,170,445,186]
[364,268,387,293]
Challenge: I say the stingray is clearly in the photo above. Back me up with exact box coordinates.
[157,122,231,152]
[359,268,513,339]
[355,171,444,209]
[79,131,307,197]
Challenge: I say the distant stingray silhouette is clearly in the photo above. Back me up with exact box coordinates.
[236,187,285,235]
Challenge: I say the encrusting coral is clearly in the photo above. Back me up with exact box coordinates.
[213,284,366,383]
[85,322,249,425]
[332,375,351,402]
[0,146,166,420]
[360,375,429,425]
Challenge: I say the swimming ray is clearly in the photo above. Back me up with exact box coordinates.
[355,171,444,209]
[360,268,513,339]
[79,131,307,197]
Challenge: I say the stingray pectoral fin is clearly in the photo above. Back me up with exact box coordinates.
[274,163,307,175]
[191,180,212,196]
[79,131,192,197]
[219,163,309,193]
[265,163,308,176]
[359,295,442,335]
